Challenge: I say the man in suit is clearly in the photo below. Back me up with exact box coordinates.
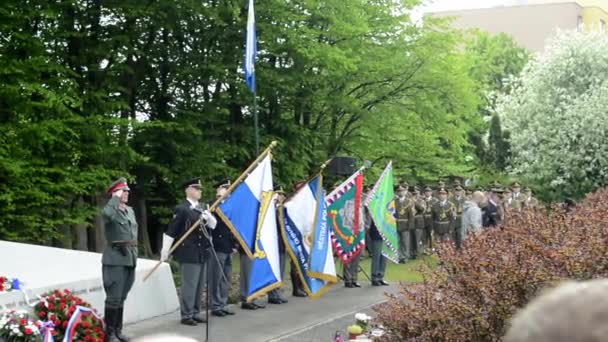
[102,177,138,342]
[160,177,217,326]
[209,179,237,317]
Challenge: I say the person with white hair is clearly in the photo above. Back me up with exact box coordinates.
[504,279,608,342]
[459,191,484,243]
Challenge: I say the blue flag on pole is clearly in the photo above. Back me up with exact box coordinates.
[280,175,338,299]
[217,155,282,300]
[245,0,257,93]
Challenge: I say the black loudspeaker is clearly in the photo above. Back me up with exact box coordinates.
[328,156,356,176]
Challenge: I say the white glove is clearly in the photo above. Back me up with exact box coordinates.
[202,210,217,229]
[113,189,124,198]
[160,234,174,262]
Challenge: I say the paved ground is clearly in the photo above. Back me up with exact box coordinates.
[125,283,396,342]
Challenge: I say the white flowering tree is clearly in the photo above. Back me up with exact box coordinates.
[495,31,608,200]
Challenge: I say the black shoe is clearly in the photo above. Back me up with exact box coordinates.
[293,290,307,297]
[379,280,390,286]
[352,282,362,288]
[180,318,197,326]
[211,311,226,317]
[345,282,354,288]
[371,281,381,286]
[268,298,283,304]
[253,302,266,309]
[241,302,258,310]
[192,315,207,323]
[106,333,121,342]
[280,298,289,304]
[221,309,235,315]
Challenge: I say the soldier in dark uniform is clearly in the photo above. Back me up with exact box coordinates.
[423,186,437,251]
[395,185,414,263]
[432,188,455,243]
[483,186,503,228]
[161,177,217,326]
[451,185,466,249]
[412,186,426,259]
[365,194,389,287]
[102,177,137,342]
[268,187,290,301]
[210,179,237,317]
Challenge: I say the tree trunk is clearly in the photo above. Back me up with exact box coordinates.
[135,190,153,258]
[94,193,107,252]
[73,197,88,251]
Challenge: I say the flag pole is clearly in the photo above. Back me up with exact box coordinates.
[254,91,259,154]
[143,140,279,282]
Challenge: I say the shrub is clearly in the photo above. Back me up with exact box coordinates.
[375,188,608,341]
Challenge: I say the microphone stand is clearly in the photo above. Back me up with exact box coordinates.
[197,207,230,342]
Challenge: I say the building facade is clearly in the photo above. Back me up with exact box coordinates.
[428,1,608,52]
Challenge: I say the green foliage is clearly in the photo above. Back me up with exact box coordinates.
[0,0,525,248]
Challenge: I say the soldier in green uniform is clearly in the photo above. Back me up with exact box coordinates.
[523,187,540,209]
[102,177,138,342]
[451,185,466,249]
[432,188,456,243]
[412,187,426,258]
[423,186,437,251]
[395,185,414,263]
[510,182,525,212]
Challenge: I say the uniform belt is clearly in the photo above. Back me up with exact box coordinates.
[434,221,450,224]
[111,240,138,247]
[397,219,409,222]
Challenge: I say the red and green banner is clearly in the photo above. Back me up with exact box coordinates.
[325,168,365,264]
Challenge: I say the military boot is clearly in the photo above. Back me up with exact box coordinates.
[104,308,121,342]
[115,307,131,342]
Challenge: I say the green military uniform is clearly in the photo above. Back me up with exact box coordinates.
[432,189,455,243]
[423,187,438,250]
[523,187,539,209]
[412,187,426,258]
[395,187,415,262]
[450,185,466,249]
[102,177,138,342]
[510,182,525,212]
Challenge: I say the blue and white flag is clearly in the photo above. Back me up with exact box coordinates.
[244,0,257,93]
[280,175,337,298]
[217,154,281,300]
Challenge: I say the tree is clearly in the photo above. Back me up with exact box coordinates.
[496,31,608,200]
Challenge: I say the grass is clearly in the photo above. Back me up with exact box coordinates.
[348,255,438,283]
[170,253,437,289]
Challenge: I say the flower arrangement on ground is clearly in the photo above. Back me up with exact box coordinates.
[34,289,105,342]
[0,310,41,342]
[0,276,22,293]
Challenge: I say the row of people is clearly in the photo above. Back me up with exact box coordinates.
[394,181,540,261]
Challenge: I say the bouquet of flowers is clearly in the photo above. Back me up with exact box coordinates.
[0,276,22,293]
[35,289,105,342]
[346,313,372,340]
[0,310,41,342]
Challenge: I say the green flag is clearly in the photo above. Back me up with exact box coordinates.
[364,161,399,263]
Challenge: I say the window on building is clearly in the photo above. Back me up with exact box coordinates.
[601,20,606,33]
[578,16,584,32]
